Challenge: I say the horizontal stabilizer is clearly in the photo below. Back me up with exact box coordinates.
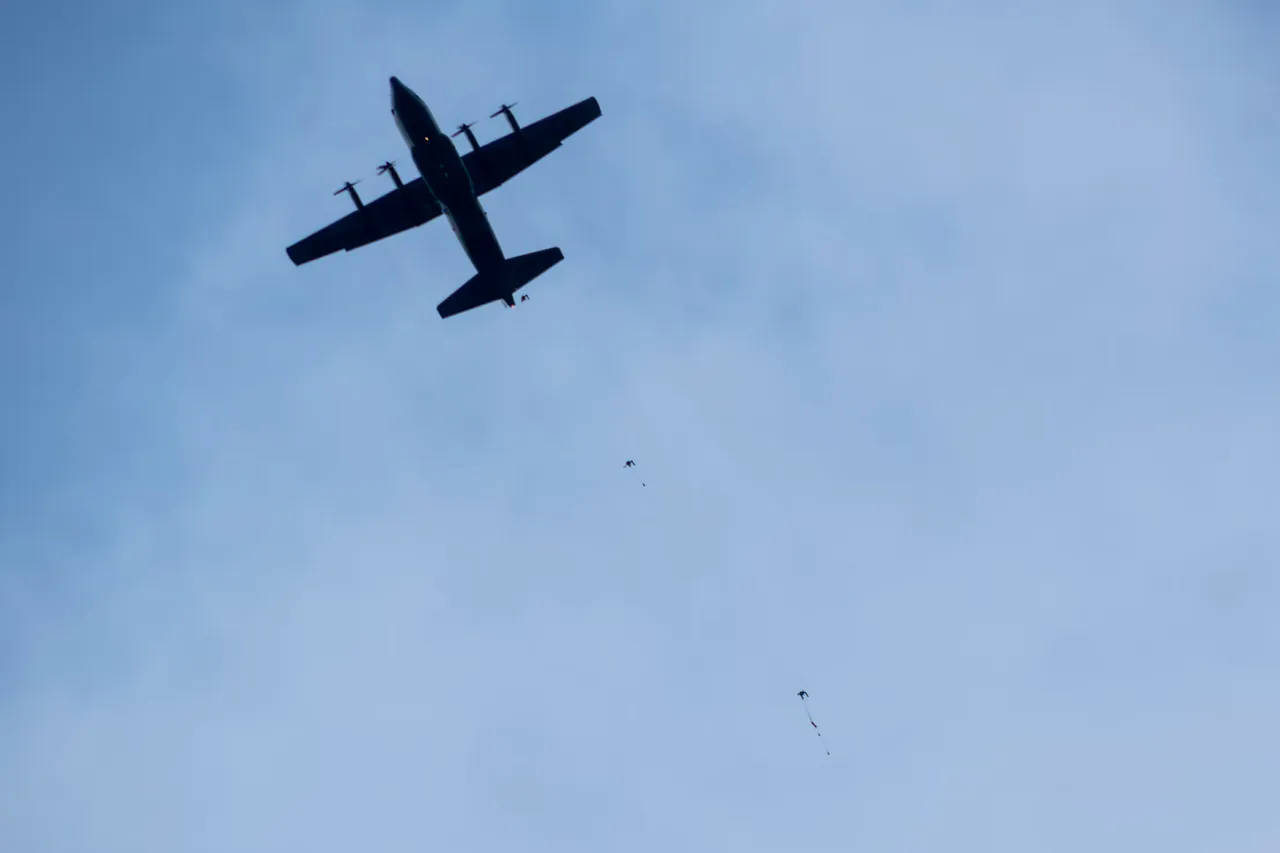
[502,247,564,294]
[437,247,564,318]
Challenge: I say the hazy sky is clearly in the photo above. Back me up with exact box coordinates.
[2,1,1277,850]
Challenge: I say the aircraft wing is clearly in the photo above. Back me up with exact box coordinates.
[462,97,602,198]
[286,177,443,266]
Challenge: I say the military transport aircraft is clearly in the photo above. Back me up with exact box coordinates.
[285,76,602,318]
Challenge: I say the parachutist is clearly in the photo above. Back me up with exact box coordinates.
[797,690,830,755]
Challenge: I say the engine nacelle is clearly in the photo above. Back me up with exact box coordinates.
[377,161,404,188]
[490,103,522,136]
[334,180,364,209]
[452,122,481,152]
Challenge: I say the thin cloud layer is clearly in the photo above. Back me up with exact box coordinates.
[2,1,1277,851]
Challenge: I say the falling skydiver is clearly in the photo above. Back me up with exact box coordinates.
[797,690,830,755]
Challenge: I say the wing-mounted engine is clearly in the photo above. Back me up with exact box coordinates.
[376,160,404,188]
[451,122,481,151]
[490,102,524,140]
[334,180,365,209]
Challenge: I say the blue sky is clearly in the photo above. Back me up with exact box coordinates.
[2,0,1278,850]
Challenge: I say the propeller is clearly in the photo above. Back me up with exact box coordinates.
[333,180,365,209]
[376,161,404,187]
[490,102,522,135]
[451,121,477,137]
[452,121,481,152]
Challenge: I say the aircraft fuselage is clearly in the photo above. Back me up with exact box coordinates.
[390,76,505,273]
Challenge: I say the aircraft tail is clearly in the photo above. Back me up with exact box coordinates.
[437,247,565,318]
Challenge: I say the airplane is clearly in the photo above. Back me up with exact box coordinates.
[285,76,602,318]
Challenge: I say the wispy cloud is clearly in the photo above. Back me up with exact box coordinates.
[2,0,1277,850]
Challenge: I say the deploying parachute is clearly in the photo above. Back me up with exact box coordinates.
[797,690,829,755]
